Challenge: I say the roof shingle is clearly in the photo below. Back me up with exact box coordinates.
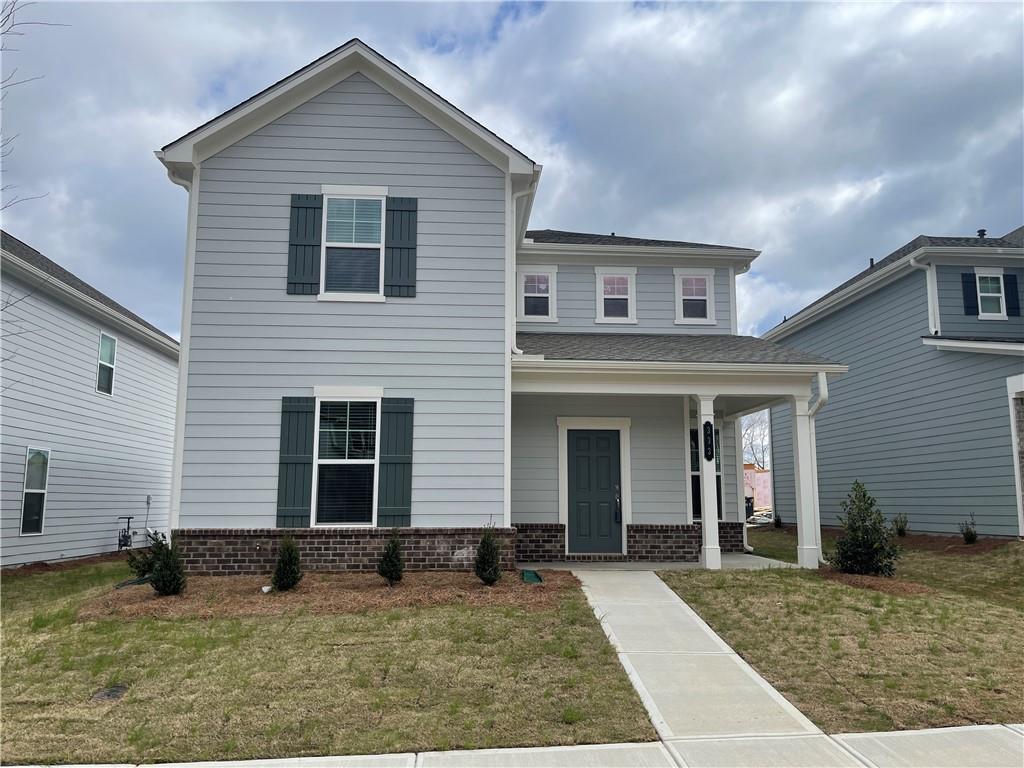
[525,229,755,252]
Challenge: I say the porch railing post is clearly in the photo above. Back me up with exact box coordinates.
[791,396,820,569]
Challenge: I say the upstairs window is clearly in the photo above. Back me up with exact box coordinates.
[976,269,1006,320]
[675,268,716,325]
[312,399,379,526]
[517,266,557,322]
[321,192,385,300]
[96,333,116,395]
[21,447,49,535]
[595,267,637,323]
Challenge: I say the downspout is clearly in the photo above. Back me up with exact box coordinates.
[909,254,940,336]
[807,370,829,563]
[509,176,539,356]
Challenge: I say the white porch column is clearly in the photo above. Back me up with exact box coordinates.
[791,396,819,569]
[698,395,721,569]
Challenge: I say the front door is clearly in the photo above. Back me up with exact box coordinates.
[568,429,622,554]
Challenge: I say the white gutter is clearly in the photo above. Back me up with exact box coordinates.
[808,370,829,563]
[512,358,848,375]
[909,254,941,335]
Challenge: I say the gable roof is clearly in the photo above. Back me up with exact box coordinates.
[1,230,179,355]
[158,39,536,177]
[763,227,1024,340]
[525,229,756,252]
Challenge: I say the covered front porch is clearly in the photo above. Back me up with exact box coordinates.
[510,333,846,569]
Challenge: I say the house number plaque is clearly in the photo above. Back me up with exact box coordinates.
[703,421,715,461]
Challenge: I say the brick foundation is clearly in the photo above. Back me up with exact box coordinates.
[514,523,566,561]
[519,521,747,562]
[174,527,516,575]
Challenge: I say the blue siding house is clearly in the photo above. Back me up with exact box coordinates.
[766,228,1024,540]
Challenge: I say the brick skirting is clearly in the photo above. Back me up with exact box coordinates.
[174,527,516,575]
[519,521,746,562]
[514,523,566,561]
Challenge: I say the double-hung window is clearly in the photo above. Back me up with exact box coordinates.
[320,187,386,301]
[20,447,49,535]
[517,266,557,322]
[312,398,380,526]
[595,267,637,323]
[976,268,1006,320]
[674,268,716,324]
[96,332,116,395]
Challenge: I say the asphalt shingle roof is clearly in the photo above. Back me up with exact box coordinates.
[1,230,178,346]
[769,228,1023,333]
[525,229,756,252]
[517,332,837,366]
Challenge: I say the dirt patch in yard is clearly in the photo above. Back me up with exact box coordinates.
[819,569,935,597]
[78,570,577,621]
[2,551,128,578]
[894,533,1010,556]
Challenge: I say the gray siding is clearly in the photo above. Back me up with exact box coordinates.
[517,264,733,334]
[771,271,1022,536]
[182,73,507,528]
[511,394,742,527]
[936,264,1024,339]
[0,274,177,566]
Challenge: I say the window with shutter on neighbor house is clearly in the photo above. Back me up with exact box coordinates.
[312,399,379,526]
[976,269,1007,320]
[96,332,116,395]
[321,195,385,300]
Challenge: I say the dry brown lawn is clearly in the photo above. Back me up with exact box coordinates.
[2,560,654,765]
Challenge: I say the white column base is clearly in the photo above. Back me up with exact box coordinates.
[702,545,722,570]
[797,546,819,569]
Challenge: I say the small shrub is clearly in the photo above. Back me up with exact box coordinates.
[829,480,900,577]
[958,513,978,544]
[377,529,405,587]
[149,535,186,596]
[893,512,909,537]
[126,534,160,579]
[475,527,502,586]
[773,510,783,529]
[272,535,303,591]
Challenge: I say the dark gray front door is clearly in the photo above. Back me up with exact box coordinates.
[568,430,622,554]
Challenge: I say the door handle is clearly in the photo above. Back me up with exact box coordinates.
[614,484,622,524]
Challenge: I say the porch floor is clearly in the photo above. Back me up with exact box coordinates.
[517,553,794,571]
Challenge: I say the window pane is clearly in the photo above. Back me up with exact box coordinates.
[319,402,350,459]
[524,296,550,316]
[353,198,382,243]
[603,297,629,318]
[978,276,1001,294]
[324,247,380,293]
[347,401,376,431]
[97,363,114,395]
[980,295,1003,314]
[680,277,707,298]
[524,274,549,294]
[99,334,116,365]
[682,298,708,319]
[317,464,373,524]
[25,449,48,490]
[348,431,376,460]
[318,401,377,459]
[326,198,381,244]
[603,275,628,296]
[21,492,44,534]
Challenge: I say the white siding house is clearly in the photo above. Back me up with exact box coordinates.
[1,232,179,566]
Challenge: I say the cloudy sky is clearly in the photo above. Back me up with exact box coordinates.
[3,1,1021,337]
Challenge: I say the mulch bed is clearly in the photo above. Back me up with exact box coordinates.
[78,570,578,621]
[819,569,934,597]
[779,525,1011,556]
[2,551,128,578]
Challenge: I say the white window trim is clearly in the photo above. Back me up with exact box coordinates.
[556,417,632,556]
[517,265,558,322]
[674,267,716,325]
[96,331,116,396]
[318,188,387,303]
[976,267,1007,321]
[594,266,637,324]
[20,446,50,536]
[310,396,381,528]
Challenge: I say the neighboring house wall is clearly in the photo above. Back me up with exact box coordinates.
[0,274,177,566]
[771,271,1023,536]
[935,264,1024,339]
[511,394,742,526]
[744,467,773,509]
[516,264,733,334]
[181,72,507,528]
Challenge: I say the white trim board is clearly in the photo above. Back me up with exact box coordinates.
[921,338,1024,356]
[556,417,632,556]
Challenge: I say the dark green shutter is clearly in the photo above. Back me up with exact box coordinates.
[384,197,417,297]
[377,397,414,526]
[1004,274,1020,317]
[961,272,979,316]
[287,194,322,295]
[276,397,314,527]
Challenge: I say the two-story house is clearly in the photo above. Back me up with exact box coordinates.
[157,39,843,573]
[766,227,1024,542]
[1,231,178,566]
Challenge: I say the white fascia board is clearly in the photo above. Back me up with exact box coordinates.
[511,358,848,375]
[158,42,535,175]
[517,241,758,268]
[1,250,180,359]
[763,245,1024,342]
[921,338,1024,356]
